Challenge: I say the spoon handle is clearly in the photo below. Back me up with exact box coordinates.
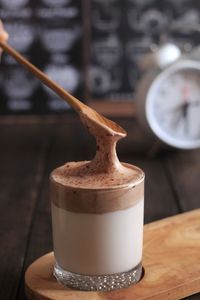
[0,41,83,112]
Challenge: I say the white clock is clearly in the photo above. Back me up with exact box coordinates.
[136,45,200,150]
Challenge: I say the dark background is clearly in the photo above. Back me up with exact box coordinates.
[0,0,200,114]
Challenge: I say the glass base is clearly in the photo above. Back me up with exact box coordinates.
[54,262,142,291]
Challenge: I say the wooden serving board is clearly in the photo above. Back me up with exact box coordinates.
[25,209,200,300]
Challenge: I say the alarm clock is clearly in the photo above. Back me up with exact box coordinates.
[136,43,200,150]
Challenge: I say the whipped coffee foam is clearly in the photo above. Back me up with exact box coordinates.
[79,109,126,174]
[50,161,144,214]
[51,161,143,189]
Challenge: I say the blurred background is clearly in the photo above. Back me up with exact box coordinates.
[1,3,200,299]
[1,0,200,115]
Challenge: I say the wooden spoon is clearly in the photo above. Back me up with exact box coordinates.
[0,41,126,138]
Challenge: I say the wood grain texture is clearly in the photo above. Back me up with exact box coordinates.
[0,124,49,300]
[162,150,200,211]
[25,209,200,300]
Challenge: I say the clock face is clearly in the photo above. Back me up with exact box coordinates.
[146,61,200,149]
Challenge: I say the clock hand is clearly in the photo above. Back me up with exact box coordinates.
[181,85,190,134]
[165,102,189,131]
[182,101,189,134]
[182,101,189,118]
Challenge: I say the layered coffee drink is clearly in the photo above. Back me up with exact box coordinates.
[51,114,145,291]
[51,162,144,291]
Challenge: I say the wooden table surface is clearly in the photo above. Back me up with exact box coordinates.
[0,116,200,300]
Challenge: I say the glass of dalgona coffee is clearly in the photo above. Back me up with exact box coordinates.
[50,160,144,291]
